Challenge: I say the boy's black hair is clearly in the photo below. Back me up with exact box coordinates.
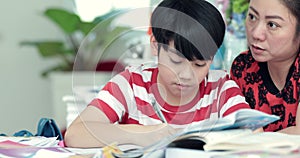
[151,0,225,61]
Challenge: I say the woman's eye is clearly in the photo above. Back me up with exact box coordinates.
[248,13,257,21]
[268,22,279,29]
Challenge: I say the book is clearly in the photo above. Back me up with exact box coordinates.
[0,147,75,158]
[165,130,300,156]
[165,146,300,158]
[168,129,253,150]
[164,132,300,158]
[111,109,280,157]
[0,136,59,148]
[203,131,300,154]
[0,136,76,158]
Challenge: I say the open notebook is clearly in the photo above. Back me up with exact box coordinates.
[109,109,280,158]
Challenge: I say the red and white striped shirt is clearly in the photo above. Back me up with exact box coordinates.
[90,63,249,128]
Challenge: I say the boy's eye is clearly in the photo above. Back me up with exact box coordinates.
[168,50,184,64]
[194,60,207,67]
[170,57,182,64]
[195,63,206,67]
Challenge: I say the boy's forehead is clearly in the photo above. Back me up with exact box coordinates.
[166,46,185,58]
[163,40,185,58]
[166,46,207,62]
[166,40,204,60]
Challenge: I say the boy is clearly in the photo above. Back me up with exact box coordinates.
[65,0,249,148]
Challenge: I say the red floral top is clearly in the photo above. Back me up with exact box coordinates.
[230,50,300,132]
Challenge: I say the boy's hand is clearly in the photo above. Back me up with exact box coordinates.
[253,127,264,133]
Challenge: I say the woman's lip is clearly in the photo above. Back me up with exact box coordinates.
[252,44,264,50]
[251,44,265,53]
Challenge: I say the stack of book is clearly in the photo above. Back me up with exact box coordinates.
[62,86,100,128]
[0,136,102,157]
[0,136,74,157]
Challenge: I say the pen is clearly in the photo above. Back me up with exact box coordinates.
[152,100,167,123]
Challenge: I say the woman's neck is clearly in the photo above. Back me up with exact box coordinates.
[267,56,296,90]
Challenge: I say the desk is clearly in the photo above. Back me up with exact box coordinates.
[1,144,300,158]
[1,135,300,158]
[164,148,300,158]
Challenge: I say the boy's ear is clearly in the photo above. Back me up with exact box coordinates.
[150,35,159,56]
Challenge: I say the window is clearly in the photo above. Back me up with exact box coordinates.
[74,0,152,22]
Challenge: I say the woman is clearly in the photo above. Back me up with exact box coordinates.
[230,0,300,134]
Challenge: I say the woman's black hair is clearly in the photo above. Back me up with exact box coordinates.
[151,0,225,61]
[279,0,300,39]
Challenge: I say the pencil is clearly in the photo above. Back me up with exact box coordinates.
[152,100,167,123]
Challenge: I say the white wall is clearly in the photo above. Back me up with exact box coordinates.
[0,0,152,136]
[0,0,73,135]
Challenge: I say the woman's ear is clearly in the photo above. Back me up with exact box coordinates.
[150,35,158,56]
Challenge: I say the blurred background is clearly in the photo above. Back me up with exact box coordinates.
[0,0,248,135]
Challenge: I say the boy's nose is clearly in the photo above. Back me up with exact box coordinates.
[177,64,193,80]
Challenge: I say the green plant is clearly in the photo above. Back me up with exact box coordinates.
[226,0,249,24]
[21,8,130,77]
[225,0,249,38]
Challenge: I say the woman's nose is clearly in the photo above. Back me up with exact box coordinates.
[251,23,266,42]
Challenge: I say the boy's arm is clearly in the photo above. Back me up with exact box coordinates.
[64,106,177,148]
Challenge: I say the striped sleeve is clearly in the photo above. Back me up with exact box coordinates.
[89,69,135,123]
[219,80,250,117]
[208,70,250,117]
